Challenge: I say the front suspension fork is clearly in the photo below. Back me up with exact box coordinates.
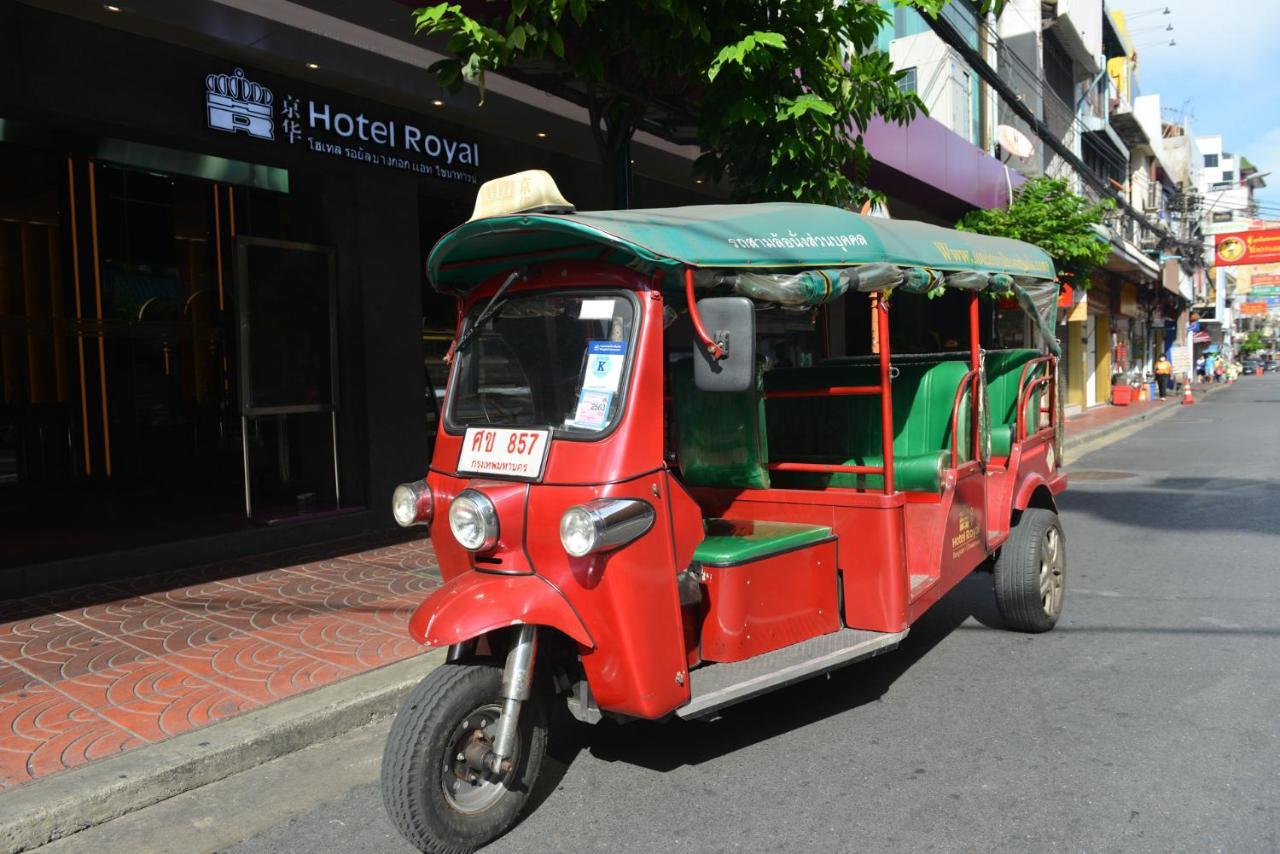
[486,624,538,774]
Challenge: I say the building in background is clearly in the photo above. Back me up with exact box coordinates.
[0,0,713,593]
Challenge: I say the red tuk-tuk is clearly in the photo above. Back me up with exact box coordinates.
[382,172,1067,853]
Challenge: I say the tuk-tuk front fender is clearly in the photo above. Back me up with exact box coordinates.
[408,571,594,649]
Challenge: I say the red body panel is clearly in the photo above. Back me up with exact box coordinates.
[694,487,910,633]
[403,258,1068,722]
[416,268,690,719]
[409,570,592,648]
[700,539,840,662]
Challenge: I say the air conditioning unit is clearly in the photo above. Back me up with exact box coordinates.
[1143,185,1161,212]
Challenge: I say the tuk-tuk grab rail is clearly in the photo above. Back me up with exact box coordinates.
[949,369,981,471]
[1014,355,1057,442]
[1016,375,1054,442]
[767,462,884,475]
[764,385,881,399]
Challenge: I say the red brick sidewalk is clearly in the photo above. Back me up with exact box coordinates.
[0,535,439,791]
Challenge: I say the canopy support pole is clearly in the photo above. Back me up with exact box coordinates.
[876,294,895,495]
[970,292,982,461]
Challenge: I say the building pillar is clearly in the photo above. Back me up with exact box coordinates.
[1095,312,1112,403]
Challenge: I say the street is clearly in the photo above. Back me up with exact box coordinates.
[42,378,1280,854]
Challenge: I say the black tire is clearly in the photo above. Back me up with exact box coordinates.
[381,661,547,854]
[993,507,1066,633]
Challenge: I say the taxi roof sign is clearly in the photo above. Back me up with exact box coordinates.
[469,170,575,222]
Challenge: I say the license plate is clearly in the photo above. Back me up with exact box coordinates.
[456,428,552,480]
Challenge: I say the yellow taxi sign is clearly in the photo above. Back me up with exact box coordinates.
[469,170,575,221]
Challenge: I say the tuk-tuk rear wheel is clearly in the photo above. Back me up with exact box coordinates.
[382,661,547,854]
[993,508,1065,633]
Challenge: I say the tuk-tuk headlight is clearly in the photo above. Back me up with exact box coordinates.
[559,499,654,558]
[449,489,499,551]
[391,480,433,527]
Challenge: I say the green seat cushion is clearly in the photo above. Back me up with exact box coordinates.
[693,519,833,566]
[672,359,770,489]
[986,349,1042,455]
[990,423,1017,458]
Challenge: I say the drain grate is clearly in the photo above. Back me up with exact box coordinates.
[1069,470,1138,481]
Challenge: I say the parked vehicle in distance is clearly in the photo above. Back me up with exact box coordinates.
[1265,359,1279,373]
[1242,358,1261,374]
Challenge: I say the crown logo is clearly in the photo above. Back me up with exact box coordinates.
[205,68,275,141]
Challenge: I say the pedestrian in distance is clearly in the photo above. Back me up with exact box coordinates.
[1154,354,1172,399]
[1214,361,1225,384]
[1196,355,1206,381]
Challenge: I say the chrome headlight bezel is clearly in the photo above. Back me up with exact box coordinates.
[559,499,654,558]
[449,489,500,552]
[391,480,433,528]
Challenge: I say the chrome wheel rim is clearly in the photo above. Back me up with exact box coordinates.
[441,702,515,814]
[1039,525,1065,617]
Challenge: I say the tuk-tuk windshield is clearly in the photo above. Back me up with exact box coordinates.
[447,291,637,437]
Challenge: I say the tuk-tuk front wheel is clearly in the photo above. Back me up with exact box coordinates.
[382,661,547,854]
[993,508,1065,633]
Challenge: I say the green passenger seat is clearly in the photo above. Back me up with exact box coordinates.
[671,359,770,489]
[693,519,833,565]
[764,360,973,492]
[985,349,1043,457]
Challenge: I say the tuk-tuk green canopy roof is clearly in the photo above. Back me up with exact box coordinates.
[427,202,1056,292]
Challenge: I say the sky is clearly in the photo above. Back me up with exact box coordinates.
[1126,0,1280,218]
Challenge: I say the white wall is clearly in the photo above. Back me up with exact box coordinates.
[1132,94,1164,162]
[888,31,976,144]
[1053,0,1103,75]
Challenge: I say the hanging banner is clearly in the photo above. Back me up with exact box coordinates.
[1239,301,1268,316]
[1214,228,1280,266]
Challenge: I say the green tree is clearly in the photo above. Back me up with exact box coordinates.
[956,176,1114,283]
[1239,331,1265,355]
[410,0,954,208]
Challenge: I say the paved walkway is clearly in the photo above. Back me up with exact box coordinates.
[0,535,439,790]
[1064,380,1223,444]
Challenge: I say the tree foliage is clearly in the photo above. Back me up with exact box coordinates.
[411,0,953,207]
[957,176,1114,283]
[1239,331,1265,355]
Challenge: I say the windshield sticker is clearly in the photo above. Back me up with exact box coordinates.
[572,390,613,429]
[579,299,615,320]
[582,340,627,393]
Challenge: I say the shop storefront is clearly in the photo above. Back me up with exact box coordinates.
[0,2,708,592]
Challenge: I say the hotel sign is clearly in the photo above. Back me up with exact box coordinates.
[205,68,478,183]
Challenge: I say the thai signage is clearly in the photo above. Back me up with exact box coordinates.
[205,68,479,183]
[1214,228,1280,267]
[1238,301,1268,316]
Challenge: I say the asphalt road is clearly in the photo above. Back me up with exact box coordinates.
[50,376,1280,854]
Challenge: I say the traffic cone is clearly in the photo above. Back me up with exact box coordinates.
[1181,381,1195,405]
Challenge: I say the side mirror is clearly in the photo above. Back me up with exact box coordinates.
[693,296,755,393]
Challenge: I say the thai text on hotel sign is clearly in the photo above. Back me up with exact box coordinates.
[206,68,478,183]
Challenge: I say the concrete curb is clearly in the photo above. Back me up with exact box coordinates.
[1,649,445,853]
[1063,385,1223,452]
